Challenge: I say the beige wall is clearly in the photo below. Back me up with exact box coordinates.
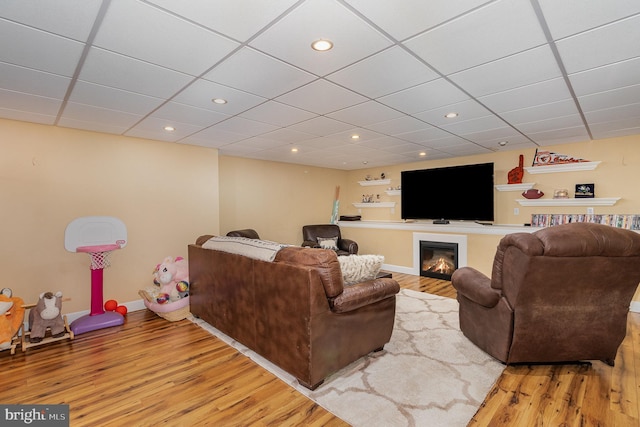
[218,156,347,245]
[0,119,219,313]
[5,116,640,311]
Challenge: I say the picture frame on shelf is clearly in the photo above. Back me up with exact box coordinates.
[575,183,595,198]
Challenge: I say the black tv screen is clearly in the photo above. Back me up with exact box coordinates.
[401,163,494,221]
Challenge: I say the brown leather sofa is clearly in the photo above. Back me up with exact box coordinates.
[301,224,358,256]
[452,223,640,366]
[188,235,400,389]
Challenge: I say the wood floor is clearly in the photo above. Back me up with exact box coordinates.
[2,273,639,426]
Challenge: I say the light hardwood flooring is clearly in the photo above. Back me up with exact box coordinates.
[1,273,638,426]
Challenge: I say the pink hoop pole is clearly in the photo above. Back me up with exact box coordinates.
[70,244,124,335]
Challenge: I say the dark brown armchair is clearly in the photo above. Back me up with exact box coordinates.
[452,223,640,366]
[301,224,358,256]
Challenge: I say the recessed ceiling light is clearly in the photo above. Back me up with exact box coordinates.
[362,161,368,165]
[212,98,227,104]
[291,147,298,153]
[311,39,333,51]
[163,126,175,132]
[498,140,508,146]
[419,152,427,157]
[444,112,458,118]
[351,134,360,140]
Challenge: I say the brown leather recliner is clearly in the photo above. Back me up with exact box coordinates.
[302,224,358,256]
[452,222,640,366]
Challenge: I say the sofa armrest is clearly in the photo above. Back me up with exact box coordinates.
[451,267,501,308]
[339,238,358,254]
[301,240,320,248]
[330,278,400,313]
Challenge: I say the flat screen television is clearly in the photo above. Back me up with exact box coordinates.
[401,162,494,222]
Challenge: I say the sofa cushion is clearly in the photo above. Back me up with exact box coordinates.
[338,254,384,286]
[274,246,344,298]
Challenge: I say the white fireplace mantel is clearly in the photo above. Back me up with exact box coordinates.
[412,233,468,276]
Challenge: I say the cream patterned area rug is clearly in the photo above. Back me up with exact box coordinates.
[191,289,504,426]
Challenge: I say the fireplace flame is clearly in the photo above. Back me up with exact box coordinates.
[424,257,455,275]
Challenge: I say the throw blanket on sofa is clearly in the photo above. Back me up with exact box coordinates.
[202,236,287,262]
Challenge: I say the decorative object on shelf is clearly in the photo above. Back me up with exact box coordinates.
[362,194,375,203]
[330,185,340,224]
[553,189,569,199]
[507,154,524,184]
[522,189,544,199]
[365,174,372,181]
[380,173,386,179]
[575,183,595,198]
[532,149,589,166]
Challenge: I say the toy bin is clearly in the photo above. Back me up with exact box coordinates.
[139,292,190,322]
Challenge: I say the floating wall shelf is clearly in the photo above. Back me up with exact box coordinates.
[352,202,396,208]
[385,190,401,196]
[495,183,535,192]
[524,161,600,174]
[358,179,391,186]
[515,197,620,207]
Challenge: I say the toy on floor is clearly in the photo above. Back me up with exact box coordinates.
[29,291,66,343]
[152,256,189,302]
[138,256,190,321]
[104,299,128,316]
[0,288,25,354]
[65,216,128,335]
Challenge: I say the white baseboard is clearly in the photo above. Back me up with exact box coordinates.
[23,299,147,331]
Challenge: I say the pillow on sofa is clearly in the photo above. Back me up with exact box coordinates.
[317,236,338,250]
[338,254,384,285]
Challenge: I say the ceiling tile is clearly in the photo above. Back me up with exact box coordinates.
[344,0,492,41]
[69,80,164,115]
[149,102,230,127]
[501,99,579,125]
[405,0,546,75]
[275,79,367,115]
[288,116,354,136]
[0,18,85,76]
[172,78,266,115]
[377,78,469,114]
[249,0,392,76]
[0,89,62,117]
[94,1,239,76]
[0,0,102,41]
[206,116,279,137]
[448,46,561,97]
[326,46,438,98]
[478,78,572,113]
[78,47,193,98]
[240,101,316,127]
[326,101,403,127]
[556,15,640,74]
[203,47,316,98]
[61,102,143,130]
[0,62,70,99]
[579,84,640,112]
[537,0,640,40]
[569,56,640,97]
[146,0,299,42]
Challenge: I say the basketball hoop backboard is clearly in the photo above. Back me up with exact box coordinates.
[64,216,127,252]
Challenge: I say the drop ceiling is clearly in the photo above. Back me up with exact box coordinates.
[1,0,639,170]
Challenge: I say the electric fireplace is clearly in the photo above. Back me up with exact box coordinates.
[420,241,458,280]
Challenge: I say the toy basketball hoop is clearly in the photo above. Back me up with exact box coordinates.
[65,217,127,335]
